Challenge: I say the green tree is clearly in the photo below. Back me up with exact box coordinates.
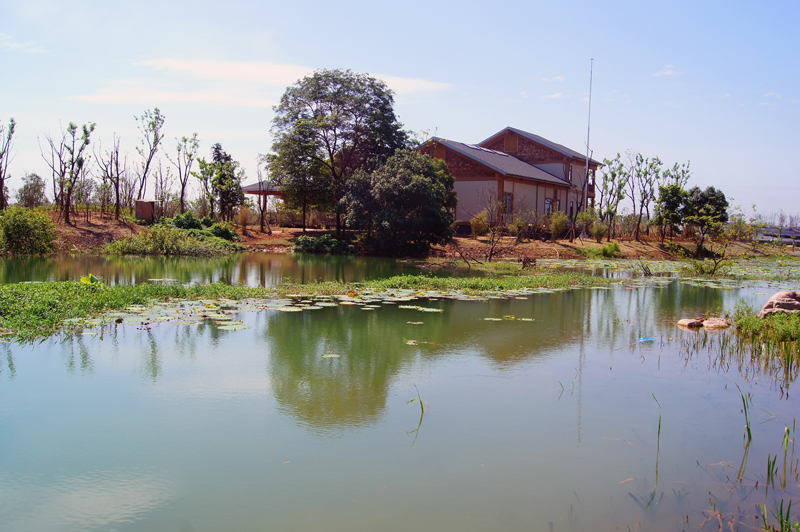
[267,129,333,233]
[343,150,456,256]
[15,172,49,208]
[193,158,216,218]
[271,69,408,234]
[211,143,244,222]
[597,153,628,241]
[685,186,729,254]
[652,183,689,242]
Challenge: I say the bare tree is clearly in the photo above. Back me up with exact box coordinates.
[40,122,96,224]
[167,133,199,214]
[95,135,127,220]
[0,118,17,209]
[255,154,274,234]
[135,108,165,200]
[153,160,175,220]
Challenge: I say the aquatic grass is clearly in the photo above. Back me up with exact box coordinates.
[737,383,753,442]
[0,281,273,342]
[361,272,613,293]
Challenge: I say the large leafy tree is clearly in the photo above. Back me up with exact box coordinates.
[270,68,408,234]
[343,150,457,257]
[685,186,729,253]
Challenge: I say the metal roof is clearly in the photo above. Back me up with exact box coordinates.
[242,182,282,194]
[430,138,572,187]
[480,127,603,167]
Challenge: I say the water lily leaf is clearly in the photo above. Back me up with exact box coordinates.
[407,322,423,325]
[217,324,251,331]
[484,318,503,321]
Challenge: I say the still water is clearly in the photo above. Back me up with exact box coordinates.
[0,256,798,531]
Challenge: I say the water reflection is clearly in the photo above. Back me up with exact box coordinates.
[0,253,442,286]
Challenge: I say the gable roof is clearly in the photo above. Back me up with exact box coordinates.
[480,127,603,167]
[429,138,572,187]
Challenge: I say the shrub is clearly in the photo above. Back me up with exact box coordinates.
[0,206,57,254]
[294,234,351,254]
[590,222,608,243]
[471,211,489,237]
[105,226,245,256]
[201,216,214,228]
[601,242,621,258]
[209,223,239,241]
[172,211,203,230]
[549,211,568,242]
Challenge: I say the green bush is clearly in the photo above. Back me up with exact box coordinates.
[208,223,240,241]
[294,234,351,254]
[105,226,245,256]
[601,242,621,258]
[201,216,214,228]
[0,206,57,254]
[172,211,203,230]
[471,211,489,236]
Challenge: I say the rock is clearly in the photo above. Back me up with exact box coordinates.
[759,291,800,318]
[677,318,705,329]
[703,317,731,330]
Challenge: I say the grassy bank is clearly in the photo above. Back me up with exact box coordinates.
[0,271,611,341]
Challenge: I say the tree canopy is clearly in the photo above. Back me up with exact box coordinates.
[270,68,409,233]
[343,150,456,256]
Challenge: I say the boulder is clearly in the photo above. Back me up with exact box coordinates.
[677,318,705,329]
[758,291,800,318]
[703,317,731,330]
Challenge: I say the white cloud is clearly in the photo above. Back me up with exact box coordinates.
[70,60,452,108]
[653,64,682,77]
[376,75,451,95]
[137,59,312,86]
[68,79,277,108]
[663,101,683,108]
[0,33,47,53]
[543,76,565,82]
[543,92,564,99]
[762,91,781,98]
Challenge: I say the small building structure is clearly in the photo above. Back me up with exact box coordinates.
[241,182,284,213]
[419,127,601,225]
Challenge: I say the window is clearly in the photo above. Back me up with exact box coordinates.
[503,192,513,213]
[545,198,553,215]
[568,166,573,182]
[569,201,574,217]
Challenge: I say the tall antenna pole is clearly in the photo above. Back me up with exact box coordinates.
[582,58,594,211]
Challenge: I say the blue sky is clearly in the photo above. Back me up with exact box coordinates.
[2,0,798,214]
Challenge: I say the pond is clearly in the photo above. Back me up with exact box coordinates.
[0,256,799,531]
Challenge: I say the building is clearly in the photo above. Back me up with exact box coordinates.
[419,127,602,225]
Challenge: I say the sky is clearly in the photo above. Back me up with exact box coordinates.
[1,0,798,214]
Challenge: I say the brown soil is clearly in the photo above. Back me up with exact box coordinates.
[50,212,784,260]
